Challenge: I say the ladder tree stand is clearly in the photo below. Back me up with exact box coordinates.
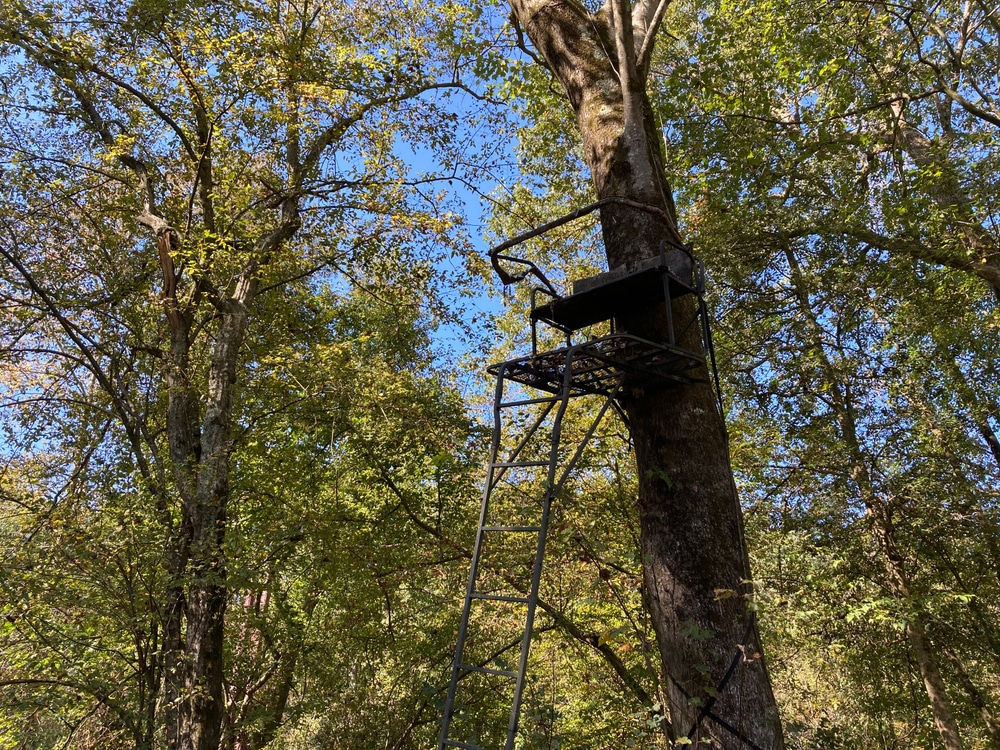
[437,233,720,750]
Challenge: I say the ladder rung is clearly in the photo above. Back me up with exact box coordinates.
[499,396,560,407]
[443,741,485,749]
[460,663,517,678]
[470,593,530,603]
[492,460,550,468]
[482,525,541,532]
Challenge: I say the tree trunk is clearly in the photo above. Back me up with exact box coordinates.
[156,221,267,749]
[508,2,784,746]
[876,517,965,750]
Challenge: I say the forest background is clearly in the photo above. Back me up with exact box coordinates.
[0,0,998,748]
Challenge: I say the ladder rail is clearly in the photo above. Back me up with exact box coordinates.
[503,345,625,749]
[437,363,514,750]
[487,399,558,493]
[439,344,628,750]
[503,348,574,749]
[438,365,563,749]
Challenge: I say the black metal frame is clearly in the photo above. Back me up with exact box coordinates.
[527,240,709,360]
[437,349,624,750]
[438,241,721,750]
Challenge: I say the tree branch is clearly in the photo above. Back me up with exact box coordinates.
[299,81,477,175]
[533,596,661,711]
[0,235,158,489]
[510,10,551,71]
[1,20,197,160]
[635,0,673,77]
[903,12,1000,128]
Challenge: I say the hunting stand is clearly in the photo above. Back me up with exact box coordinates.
[437,238,716,750]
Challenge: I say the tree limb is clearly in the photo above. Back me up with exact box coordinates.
[903,12,1000,128]
[510,10,551,71]
[0,236,157,489]
[369,454,661,715]
[635,0,673,77]
[1,20,197,160]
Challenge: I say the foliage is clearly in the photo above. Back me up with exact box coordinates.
[2,0,1000,747]
[0,0,507,746]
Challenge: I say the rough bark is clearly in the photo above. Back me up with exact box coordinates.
[157,235,255,750]
[145,154,299,750]
[0,25,237,745]
[159,216,301,749]
[508,1,784,746]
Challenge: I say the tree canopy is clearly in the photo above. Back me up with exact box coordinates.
[0,0,998,748]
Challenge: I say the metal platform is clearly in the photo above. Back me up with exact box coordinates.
[488,333,705,397]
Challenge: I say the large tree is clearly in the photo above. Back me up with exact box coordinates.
[504,1,784,745]
[0,0,496,746]
[642,0,1000,743]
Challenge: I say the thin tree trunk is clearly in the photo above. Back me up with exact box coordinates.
[944,648,1000,750]
[783,241,965,750]
[876,517,966,750]
[940,355,1000,471]
[156,222,271,749]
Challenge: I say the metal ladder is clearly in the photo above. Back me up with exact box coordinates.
[438,240,715,749]
[436,344,627,750]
